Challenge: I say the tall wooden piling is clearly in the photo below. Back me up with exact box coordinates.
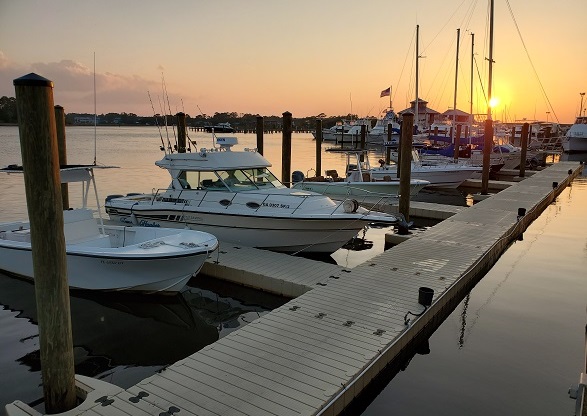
[315,119,322,176]
[481,119,493,195]
[14,73,76,413]
[54,105,69,209]
[177,112,186,153]
[519,122,529,178]
[453,124,462,161]
[282,111,292,187]
[399,112,414,222]
[256,116,264,155]
[360,124,366,160]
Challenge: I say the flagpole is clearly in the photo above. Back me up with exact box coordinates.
[389,85,392,110]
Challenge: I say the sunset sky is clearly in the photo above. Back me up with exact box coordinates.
[1,0,585,123]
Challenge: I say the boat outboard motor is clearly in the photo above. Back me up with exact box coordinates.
[292,170,305,183]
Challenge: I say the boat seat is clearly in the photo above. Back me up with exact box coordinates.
[362,172,371,182]
[326,170,344,181]
[63,209,101,244]
[325,169,338,178]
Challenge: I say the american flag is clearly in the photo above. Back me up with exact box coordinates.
[380,87,391,97]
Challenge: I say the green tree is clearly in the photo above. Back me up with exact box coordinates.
[0,96,17,123]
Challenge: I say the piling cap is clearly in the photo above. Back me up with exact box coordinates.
[13,73,53,87]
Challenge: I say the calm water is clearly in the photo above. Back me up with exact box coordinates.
[0,126,586,415]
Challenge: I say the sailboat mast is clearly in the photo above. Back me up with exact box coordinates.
[453,28,460,140]
[415,24,419,132]
[93,52,97,166]
[481,0,494,195]
[487,0,494,120]
[470,32,474,128]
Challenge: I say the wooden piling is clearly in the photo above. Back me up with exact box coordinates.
[177,112,186,153]
[481,119,493,195]
[256,116,264,155]
[519,122,529,178]
[385,124,392,165]
[13,73,76,413]
[282,111,292,187]
[453,124,462,161]
[315,119,322,176]
[399,112,414,222]
[360,124,366,160]
[396,122,402,179]
[54,105,69,209]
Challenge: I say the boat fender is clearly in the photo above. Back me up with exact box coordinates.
[342,199,359,213]
[292,171,304,183]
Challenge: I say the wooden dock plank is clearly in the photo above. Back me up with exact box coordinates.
[176,358,319,414]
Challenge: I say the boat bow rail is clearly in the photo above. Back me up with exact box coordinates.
[112,187,385,218]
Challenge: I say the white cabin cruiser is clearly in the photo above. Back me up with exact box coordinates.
[561,116,587,152]
[105,137,399,254]
[370,150,481,188]
[292,149,429,203]
[0,166,218,294]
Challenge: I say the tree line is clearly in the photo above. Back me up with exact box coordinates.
[0,96,364,130]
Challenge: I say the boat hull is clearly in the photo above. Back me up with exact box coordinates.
[105,207,368,254]
[561,136,587,152]
[369,166,480,188]
[0,225,218,295]
[292,180,427,203]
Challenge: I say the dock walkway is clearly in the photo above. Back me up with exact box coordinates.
[7,162,583,416]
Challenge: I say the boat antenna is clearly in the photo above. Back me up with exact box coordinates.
[162,73,178,151]
[148,90,167,153]
[196,104,220,148]
[93,52,97,165]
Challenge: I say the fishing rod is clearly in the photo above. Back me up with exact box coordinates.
[157,94,173,153]
[162,73,178,151]
[148,90,166,153]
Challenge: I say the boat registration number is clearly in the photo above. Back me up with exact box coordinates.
[262,202,290,209]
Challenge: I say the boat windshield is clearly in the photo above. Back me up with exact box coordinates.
[179,168,284,191]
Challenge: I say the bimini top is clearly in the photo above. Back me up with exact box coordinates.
[155,138,271,172]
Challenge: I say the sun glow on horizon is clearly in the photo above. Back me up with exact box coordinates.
[489,97,500,108]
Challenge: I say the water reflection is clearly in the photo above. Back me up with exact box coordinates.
[0,271,286,409]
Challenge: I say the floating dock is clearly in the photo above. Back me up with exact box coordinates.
[6,162,584,416]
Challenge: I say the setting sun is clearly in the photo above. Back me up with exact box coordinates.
[489,97,500,108]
